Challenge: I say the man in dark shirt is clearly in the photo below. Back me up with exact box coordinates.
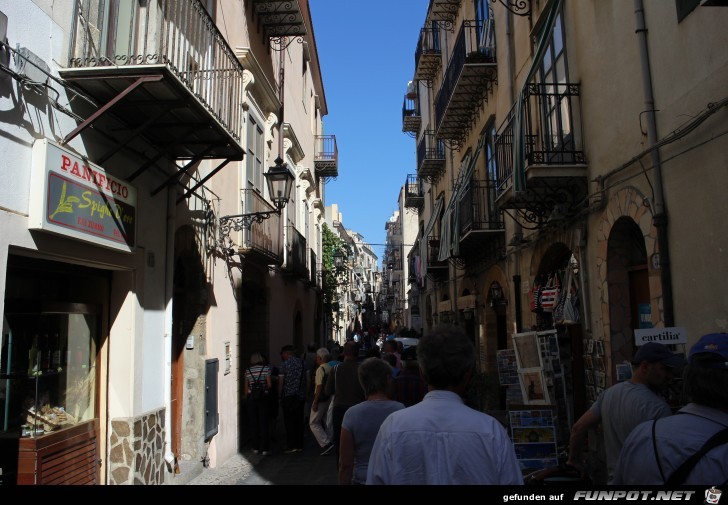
[392,346,428,407]
[279,344,306,453]
[325,341,365,460]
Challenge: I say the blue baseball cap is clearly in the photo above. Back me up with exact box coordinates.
[632,341,686,368]
[688,333,728,370]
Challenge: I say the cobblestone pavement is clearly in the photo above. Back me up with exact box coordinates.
[187,421,339,486]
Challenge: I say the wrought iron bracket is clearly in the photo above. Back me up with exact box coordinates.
[269,36,304,52]
[491,0,532,17]
[220,209,279,234]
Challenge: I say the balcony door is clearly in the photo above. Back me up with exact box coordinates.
[80,0,140,62]
[474,0,494,55]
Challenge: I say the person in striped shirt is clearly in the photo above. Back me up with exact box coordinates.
[244,352,272,455]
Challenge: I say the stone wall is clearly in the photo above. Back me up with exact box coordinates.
[108,408,166,485]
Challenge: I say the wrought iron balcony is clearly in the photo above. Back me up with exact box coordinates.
[402,93,421,135]
[426,236,449,275]
[240,189,283,265]
[494,82,588,228]
[429,0,462,24]
[417,131,446,183]
[284,223,309,279]
[457,179,505,259]
[435,19,497,146]
[404,174,425,210]
[252,0,307,39]
[61,0,246,164]
[314,135,338,178]
[414,25,441,81]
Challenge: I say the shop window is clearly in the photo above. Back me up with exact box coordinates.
[2,304,98,437]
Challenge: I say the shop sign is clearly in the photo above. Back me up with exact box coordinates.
[634,326,687,346]
[29,139,136,252]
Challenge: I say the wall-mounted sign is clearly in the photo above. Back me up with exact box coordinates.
[29,139,136,252]
[634,326,687,346]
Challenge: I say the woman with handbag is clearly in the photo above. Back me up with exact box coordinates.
[244,352,272,455]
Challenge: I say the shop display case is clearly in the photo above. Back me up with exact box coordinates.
[1,302,100,484]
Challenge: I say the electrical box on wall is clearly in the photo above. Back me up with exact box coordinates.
[204,359,219,441]
[185,335,194,350]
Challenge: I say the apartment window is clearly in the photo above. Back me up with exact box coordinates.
[474,0,494,53]
[304,201,310,250]
[82,0,140,59]
[484,123,498,217]
[676,0,701,21]
[246,115,264,195]
[302,56,308,112]
[538,11,572,152]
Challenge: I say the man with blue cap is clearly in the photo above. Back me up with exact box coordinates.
[613,333,728,484]
[567,341,686,484]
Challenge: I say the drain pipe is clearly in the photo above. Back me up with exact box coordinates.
[505,7,524,332]
[163,185,176,471]
[633,0,674,326]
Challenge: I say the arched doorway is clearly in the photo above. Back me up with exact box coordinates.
[533,242,585,432]
[607,217,649,367]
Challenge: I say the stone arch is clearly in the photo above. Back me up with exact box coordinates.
[597,186,660,376]
[607,217,650,371]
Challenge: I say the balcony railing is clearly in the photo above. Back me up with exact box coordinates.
[457,179,504,257]
[285,223,309,279]
[241,189,283,265]
[427,236,449,273]
[494,82,586,202]
[404,174,424,209]
[414,25,441,81]
[435,19,496,143]
[66,0,245,154]
[402,94,421,134]
[492,82,588,226]
[314,135,338,178]
[417,130,446,182]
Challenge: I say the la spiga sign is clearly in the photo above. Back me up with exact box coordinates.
[29,139,137,252]
[634,327,687,346]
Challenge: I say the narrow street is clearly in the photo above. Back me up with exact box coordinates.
[188,421,338,485]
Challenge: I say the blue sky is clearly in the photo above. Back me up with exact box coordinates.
[309,1,427,264]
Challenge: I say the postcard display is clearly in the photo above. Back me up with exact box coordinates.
[496,348,523,405]
[509,408,559,473]
[511,330,572,450]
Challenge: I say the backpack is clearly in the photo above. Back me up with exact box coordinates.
[249,367,267,401]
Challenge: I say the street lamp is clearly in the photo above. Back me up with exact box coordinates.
[213,157,295,258]
[265,157,296,210]
[333,249,345,269]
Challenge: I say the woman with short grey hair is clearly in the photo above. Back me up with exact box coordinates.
[338,357,405,485]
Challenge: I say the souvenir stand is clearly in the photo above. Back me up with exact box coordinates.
[505,329,571,474]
